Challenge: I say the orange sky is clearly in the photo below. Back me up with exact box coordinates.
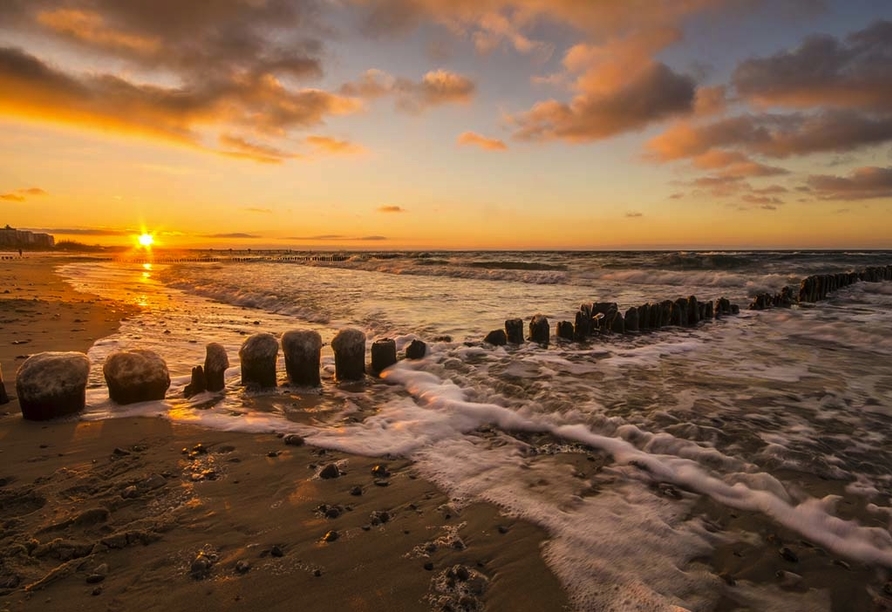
[1,1,891,249]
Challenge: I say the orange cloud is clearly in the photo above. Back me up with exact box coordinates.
[0,47,361,161]
[305,135,364,155]
[37,8,161,55]
[0,186,47,202]
[341,68,475,113]
[378,205,405,213]
[219,135,297,164]
[457,131,508,151]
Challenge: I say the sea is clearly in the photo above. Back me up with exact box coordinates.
[57,250,892,611]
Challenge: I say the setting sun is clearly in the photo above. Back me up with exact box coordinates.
[138,233,154,248]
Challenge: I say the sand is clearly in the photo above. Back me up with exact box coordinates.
[0,256,570,612]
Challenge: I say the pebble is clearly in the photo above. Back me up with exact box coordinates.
[319,464,340,479]
[424,562,434,571]
[267,450,280,458]
[190,553,214,579]
[313,569,322,577]
[497,525,509,534]
[373,479,390,487]
[112,447,131,457]
[235,560,251,574]
[121,486,138,499]
[371,464,390,478]
[322,530,339,543]
[91,587,102,596]
[283,434,305,446]
[349,486,363,496]
[779,547,799,563]
[271,545,285,558]
[369,510,391,525]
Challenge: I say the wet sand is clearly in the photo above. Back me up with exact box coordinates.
[0,256,569,612]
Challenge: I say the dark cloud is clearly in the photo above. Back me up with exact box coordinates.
[378,205,405,213]
[733,20,892,111]
[648,110,892,161]
[625,212,644,218]
[807,166,892,200]
[510,63,696,142]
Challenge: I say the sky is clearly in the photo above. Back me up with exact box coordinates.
[1,0,891,250]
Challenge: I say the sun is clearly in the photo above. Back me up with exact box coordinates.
[138,233,154,248]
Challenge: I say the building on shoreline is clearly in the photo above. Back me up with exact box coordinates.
[0,225,55,249]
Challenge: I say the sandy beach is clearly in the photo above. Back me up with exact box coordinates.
[0,256,569,612]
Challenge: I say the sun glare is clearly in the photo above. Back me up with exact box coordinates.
[138,233,154,248]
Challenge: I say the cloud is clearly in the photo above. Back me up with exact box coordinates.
[219,134,297,164]
[39,227,130,236]
[305,135,364,155]
[648,111,892,161]
[287,234,389,241]
[507,35,697,143]
[625,212,644,218]
[201,232,262,239]
[733,20,892,111]
[341,68,475,113]
[1,186,47,201]
[0,46,361,157]
[807,166,892,200]
[244,207,273,214]
[668,192,685,200]
[378,205,406,213]
[457,131,508,151]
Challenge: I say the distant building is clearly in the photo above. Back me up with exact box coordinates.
[0,225,55,249]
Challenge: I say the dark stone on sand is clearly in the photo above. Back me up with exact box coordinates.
[281,330,322,387]
[529,314,550,346]
[239,333,279,389]
[405,339,427,359]
[204,343,229,392]
[271,545,285,557]
[424,562,434,571]
[779,546,799,563]
[557,321,574,341]
[371,338,397,375]
[319,463,341,479]
[16,352,91,420]
[322,530,339,542]
[190,552,214,579]
[349,486,363,496]
[371,464,390,478]
[331,328,366,381]
[505,318,524,344]
[184,365,206,398]
[283,434,305,446]
[235,560,251,574]
[484,329,507,346]
[370,510,391,525]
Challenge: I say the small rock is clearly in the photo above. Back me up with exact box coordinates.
[779,546,799,563]
[190,552,213,579]
[319,464,340,479]
[322,530,339,543]
[91,587,102,596]
[267,450,280,458]
[112,447,130,456]
[283,434,305,446]
[373,479,389,487]
[424,562,434,571]
[497,525,509,534]
[371,464,390,478]
[313,569,322,577]
[349,486,363,496]
[235,560,251,574]
[369,510,391,525]
[121,486,138,499]
[270,545,284,558]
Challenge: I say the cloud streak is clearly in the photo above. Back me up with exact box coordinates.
[1,186,47,201]
[457,131,507,151]
[341,69,475,113]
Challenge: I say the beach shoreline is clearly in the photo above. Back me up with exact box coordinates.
[0,256,569,611]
